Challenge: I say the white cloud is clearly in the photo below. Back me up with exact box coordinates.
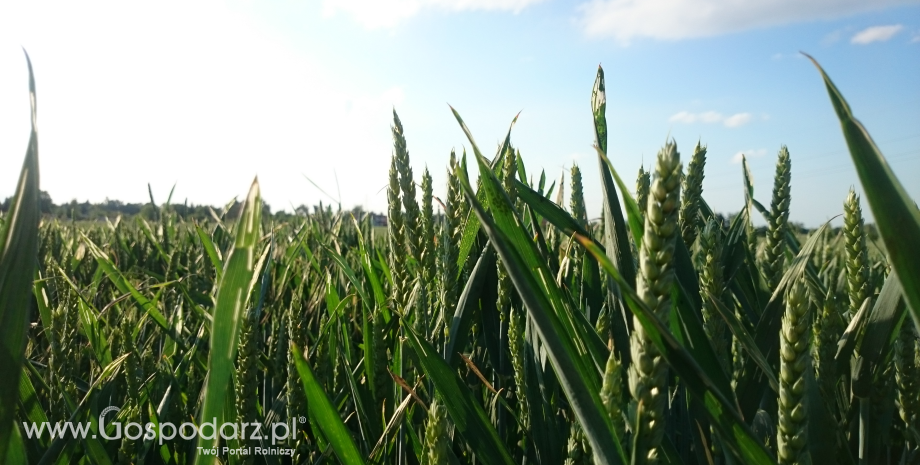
[669,110,721,123]
[913,33,920,43]
[322,0,543,29]
[669,111,753,128]
[732,148,767,164]
[577,0,920,43]
[724,113,752,127]
[851,24,903,44]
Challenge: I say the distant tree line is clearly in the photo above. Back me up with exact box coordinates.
[0,191,390,223]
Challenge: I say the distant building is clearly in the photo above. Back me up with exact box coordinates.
[356,212,387,227]
[370,213,387,227]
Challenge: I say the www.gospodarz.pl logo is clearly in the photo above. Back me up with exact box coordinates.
[23,406,304,456]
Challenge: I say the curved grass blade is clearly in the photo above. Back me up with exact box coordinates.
[835,297,871,365]
[472,153,610,378]
[591,68,638,298]
[196,224,223,282]
[291,342,367,465]
[0,50,40,459]
[806,53,920,333]
[515,180,596,243]
[514,179,604,322]
[324,244,372,306]
[851,272,905,396]
[445,245,495,364]
[450,110,518,271]
[18,367,48,461]
[596,148,643,249]
[353,215,387,308]
[195,179,262,464]
[456,156,626,465]
[403,324,515,465]
[742,156,770,220]
[449,107,610,374]
[594,146,640,364]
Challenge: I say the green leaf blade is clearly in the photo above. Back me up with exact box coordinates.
[292,342,366,465]
[0,50,40,459]
[195,179,262,464]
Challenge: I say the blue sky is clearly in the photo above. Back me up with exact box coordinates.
[0,0,918,226]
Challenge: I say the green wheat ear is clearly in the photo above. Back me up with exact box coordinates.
[388,149,408,313]
[629,140,681,465]
[635,166,650,224]
[420,166,436,330]
[392,110,422,264]
[570,163,587,296]
[699,218,729,373]
[508,305,528,428]
[564,423,591,465]
[496,144,517,322]
[680,141,707,249]
[813,288,843,403]
[764,146,792,290]
[896,325,920,444]
[423,400,450,465]
[600,340,627,453]
[843,187,870,318]
[438,150,463,338]
[235,308,259,457]
[777,276,811,465]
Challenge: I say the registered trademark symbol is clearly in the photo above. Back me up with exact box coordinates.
[299,416,306,424]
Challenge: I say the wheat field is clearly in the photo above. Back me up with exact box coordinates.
[1,52,919,465]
